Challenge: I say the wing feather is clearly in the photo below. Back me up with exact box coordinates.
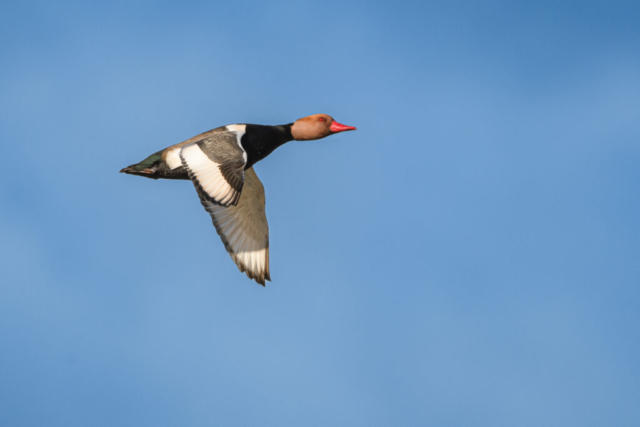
[180,130,246,207]
[195,167,270,285]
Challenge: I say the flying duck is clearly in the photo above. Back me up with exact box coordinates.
[120,114,356,286]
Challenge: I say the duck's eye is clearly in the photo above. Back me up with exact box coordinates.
[318,117,325,122]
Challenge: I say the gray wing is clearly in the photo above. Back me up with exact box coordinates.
[196,167,270,286]
[180,130,246,207]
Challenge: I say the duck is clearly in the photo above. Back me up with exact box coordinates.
[120,114,357,286]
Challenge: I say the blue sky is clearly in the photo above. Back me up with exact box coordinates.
[1,0,639,425]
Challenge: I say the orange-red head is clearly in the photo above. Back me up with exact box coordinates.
[291,114,357,141]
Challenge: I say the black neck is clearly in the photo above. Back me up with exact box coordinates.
[242,124,293,169]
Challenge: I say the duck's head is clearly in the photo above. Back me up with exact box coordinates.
[291,114,357,141]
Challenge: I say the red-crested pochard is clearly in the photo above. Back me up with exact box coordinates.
[121,114,356,285]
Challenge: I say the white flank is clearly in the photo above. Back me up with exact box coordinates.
[165,147,182,169]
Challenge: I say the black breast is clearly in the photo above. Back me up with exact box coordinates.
[241,124,293,169]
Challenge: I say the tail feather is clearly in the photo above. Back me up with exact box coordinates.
[120,164,158,179]
[120,149,190,181]
[120,149,164,179]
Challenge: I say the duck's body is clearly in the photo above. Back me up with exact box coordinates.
[120,123,292,180]
[121,114,356,285]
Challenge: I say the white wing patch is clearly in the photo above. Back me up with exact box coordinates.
[180,143,243,207]
[198,167,270,285]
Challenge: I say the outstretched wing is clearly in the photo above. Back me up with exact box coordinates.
[180,128,247,207]
[196,167,270,285]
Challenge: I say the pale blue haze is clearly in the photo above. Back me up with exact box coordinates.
[1,1,639,426]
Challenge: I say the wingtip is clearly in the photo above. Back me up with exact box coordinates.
[259,273,272,286]
[253,273,267,287]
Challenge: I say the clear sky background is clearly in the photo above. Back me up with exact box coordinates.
[1,1,639,425]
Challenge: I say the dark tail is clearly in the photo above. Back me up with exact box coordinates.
[120,149,164,179]
[120,164,158,179]
[120,149,189,181]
